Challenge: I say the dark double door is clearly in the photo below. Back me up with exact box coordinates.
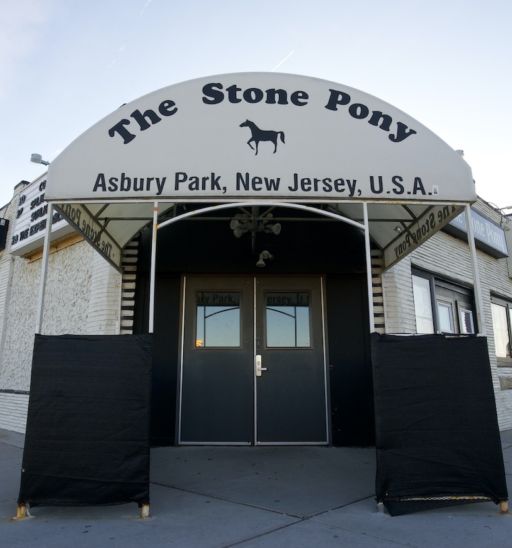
[179,275,328,444]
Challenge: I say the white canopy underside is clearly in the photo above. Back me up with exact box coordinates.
[54,200,464,269]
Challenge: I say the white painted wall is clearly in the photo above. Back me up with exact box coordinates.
[0,189,122,432]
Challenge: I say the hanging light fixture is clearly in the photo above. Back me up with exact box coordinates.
[256,250,273,268]
[229,210,282,239]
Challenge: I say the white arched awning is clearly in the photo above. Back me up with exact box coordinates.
[34,73,482,334]
[42,72,474,271]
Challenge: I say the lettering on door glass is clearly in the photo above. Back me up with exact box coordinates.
[196,292,240,348]
[266,292,311,348]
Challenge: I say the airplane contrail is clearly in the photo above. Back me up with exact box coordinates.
[272,49,295,72]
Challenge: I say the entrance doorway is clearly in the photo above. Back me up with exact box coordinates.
[138,210,373,447]
[179,275,329,445]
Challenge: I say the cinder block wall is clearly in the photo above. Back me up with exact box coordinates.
[382,201,512,430]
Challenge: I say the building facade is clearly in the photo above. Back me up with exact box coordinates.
[1,73,510,448]
[1,176,512,439]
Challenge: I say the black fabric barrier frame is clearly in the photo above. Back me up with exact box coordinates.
[18,334,152,507]
[372,333,508,516]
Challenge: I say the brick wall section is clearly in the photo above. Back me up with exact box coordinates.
[0,392,28,433]
[382,200,512,430]
[382,257,416,334]
[85,252,122,335]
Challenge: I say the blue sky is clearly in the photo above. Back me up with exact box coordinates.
[1,0,511,208]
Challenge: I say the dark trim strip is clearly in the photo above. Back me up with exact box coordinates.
[120,234,141,335]
[0,389,29,395]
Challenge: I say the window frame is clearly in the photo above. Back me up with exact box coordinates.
[411,268,477,335]
[491,295,512,367]
[458,305,475,335]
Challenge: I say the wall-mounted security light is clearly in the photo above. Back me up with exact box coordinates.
[30,153,50,166]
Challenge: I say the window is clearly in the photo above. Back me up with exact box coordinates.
[195,292,240,348]
[491,297,512,362]
[459,307,475,334]
[412,270,476,335]
[412,275,434,333]
[265,292,311,348]
[437,301,455,333]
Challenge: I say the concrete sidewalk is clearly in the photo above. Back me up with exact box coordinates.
[1,428,511,547]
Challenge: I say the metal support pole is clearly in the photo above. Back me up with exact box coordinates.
[465,205,486,336]
[148,201,158,334]
[363,203,375,333]
[35,203,53,334]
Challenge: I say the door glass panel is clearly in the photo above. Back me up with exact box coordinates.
[265,292,311,348]
[196,292,240,347]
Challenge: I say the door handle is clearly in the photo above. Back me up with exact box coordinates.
[255,354,268,377]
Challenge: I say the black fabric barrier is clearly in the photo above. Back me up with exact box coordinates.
[18,334,152,507]
[372,333,508,516]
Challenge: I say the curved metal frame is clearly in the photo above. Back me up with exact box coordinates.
[150,201,372,335]
[158,201,365,231]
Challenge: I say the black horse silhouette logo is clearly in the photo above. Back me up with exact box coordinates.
[240,120,285,155]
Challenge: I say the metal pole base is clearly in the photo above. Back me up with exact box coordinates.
[140,503,150,519]
[13,504,31,520]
